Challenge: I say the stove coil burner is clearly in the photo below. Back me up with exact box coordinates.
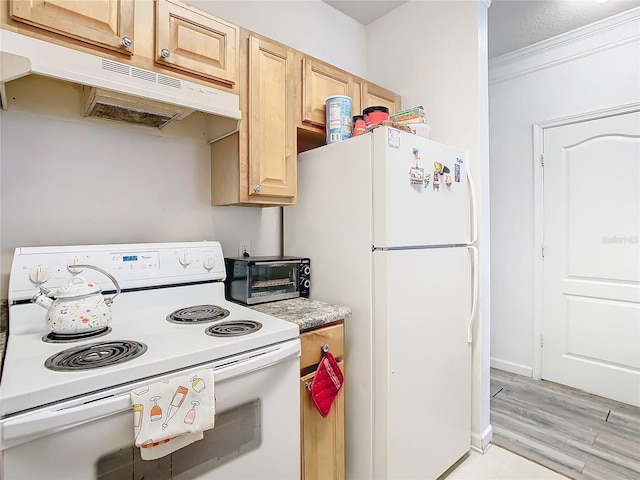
[42,327,112,344]
[45,341,147,371]
[167,305,230,324]
[205,320,263,337]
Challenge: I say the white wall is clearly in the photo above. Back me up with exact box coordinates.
[489,8,640,376]
[0,0,365,298]
[366,0,493,453]
[0,110,283,295]
[188,0,367,77]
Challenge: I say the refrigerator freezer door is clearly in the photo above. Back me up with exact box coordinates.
[372,127,471,247]
[373,246,472,479]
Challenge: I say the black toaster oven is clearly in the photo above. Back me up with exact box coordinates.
[224,256,310,305]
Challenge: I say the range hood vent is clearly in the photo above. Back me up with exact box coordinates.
[0,30,241,142]
[83,86,192,129]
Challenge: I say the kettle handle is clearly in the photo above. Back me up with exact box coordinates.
[67,264,121,305]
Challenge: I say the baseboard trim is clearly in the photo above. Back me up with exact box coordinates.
[490,358,533,377]
[471,424,493,452]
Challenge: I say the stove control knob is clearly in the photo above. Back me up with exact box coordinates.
[179,252,192,267]
[203,256,216,271]
[68,257,84,273]
[29,266,50,284]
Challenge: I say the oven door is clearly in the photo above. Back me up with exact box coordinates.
[1,340,300,480]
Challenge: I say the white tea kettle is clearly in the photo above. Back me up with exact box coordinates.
[32,264,121,335]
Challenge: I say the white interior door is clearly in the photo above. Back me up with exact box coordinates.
[542,111,640,406]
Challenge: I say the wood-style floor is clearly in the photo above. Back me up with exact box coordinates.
[490,368,640,480]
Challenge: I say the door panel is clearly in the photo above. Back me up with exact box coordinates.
[10,0,134,55]
[155,0,238,86]
[248,36,296,199]
[542,111,640,406]
[301,57,351,128]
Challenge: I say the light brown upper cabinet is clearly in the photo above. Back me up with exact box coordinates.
[211,32,296,206]
[362,82,401,115]
[155,0,238,88]
[9,0,135,55]
[300,56,358,129]
[296,53,401,153]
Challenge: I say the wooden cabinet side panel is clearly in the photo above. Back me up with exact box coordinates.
[210,133,241,205]
[9,0,134,54]
[155,0,238,87]
[248,35,296,199]
[300,360,345,480]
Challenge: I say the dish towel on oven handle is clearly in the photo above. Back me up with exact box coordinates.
[130,369,215,460]
[309,351,344,418]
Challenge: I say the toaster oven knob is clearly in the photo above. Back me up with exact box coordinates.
[179,252,192,267]
[303,279,310,288]
[203,256,216,271]
[303,265,310,276]
[29,266,50,284]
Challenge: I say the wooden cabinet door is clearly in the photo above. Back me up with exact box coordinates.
[301,57,355,129]
[362,81,402,115]
[10,0,134,55]
[300,361,345,480]
[247,35,296,199]
[155,0,238,87]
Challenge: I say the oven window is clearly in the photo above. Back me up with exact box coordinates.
[96,400,261,480]
[249,264,297,298]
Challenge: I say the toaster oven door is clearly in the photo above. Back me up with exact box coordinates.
[248,261,300,304]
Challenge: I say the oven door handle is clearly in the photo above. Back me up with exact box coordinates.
[1,339,301,446]
[214,339,300,382]
[1,394,132,445]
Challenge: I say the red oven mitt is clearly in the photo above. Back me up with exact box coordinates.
[309,351,344,417]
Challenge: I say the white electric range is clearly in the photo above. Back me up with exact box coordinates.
[0,241,300,480]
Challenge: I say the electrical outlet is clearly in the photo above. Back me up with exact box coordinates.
[238,240,251,257]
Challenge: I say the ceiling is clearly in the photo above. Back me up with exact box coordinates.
[322,0,640,58]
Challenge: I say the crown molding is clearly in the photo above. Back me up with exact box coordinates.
[489,7,640,85]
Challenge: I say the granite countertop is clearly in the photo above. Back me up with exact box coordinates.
[250,297,351,332]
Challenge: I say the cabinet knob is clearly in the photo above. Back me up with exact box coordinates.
[254,185,262,193]
[322,343,330,353]
[122,37,133,48]
[161,49,171,58]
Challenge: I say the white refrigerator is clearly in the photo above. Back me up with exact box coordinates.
[284,126,478,480]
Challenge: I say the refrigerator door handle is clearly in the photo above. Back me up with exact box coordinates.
[467,245,479,343]
[467,163,478,245]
